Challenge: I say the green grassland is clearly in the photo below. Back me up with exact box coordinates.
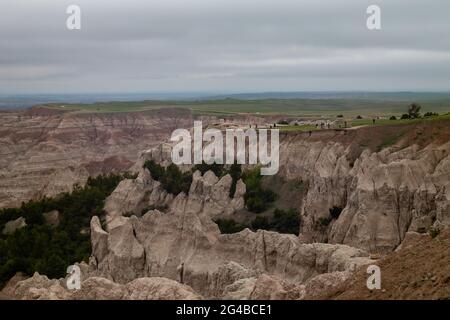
[272,113,450,132]
[276,125,318,132]
[44,97,450,118]
[351,112,450,126]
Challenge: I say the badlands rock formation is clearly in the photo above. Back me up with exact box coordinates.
[1,167,373,300]
[278,128,450,253]
[2,216,27,235]
[0,107,193,208]
[103,168,245,222]
[127,122,450,254]
[4,272,201,300]
[2,119,449,300]
[86,167,372,298]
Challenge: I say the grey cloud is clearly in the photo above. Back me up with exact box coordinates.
[0,0,449,93]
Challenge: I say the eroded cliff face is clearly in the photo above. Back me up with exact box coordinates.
[0,108,193,208]
[86,168,372,298]
[120,122,450,254]
[3,119,449,300]
[278,128,450,253]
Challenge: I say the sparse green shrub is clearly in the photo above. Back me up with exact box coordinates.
[140,204,168,215]
[417,227,427,234]
[389,116,397,120]
[271,209,300,235]
[228,164,242,197]
[401,114,410,119]
[408,103,421,119]
[329,206,343,219]
[315,216,333,231]
[143,159,165,181]
[0,173,126,288]
[245,196,266,213]
[192,162,224,177]
[429,227,440,239]
[215,219,248,234]
[143,160,192,195]
[251,216,270,231]
[296,208,340,233]
[217,208,300,235]
[163,164,192,195]
[242,168,276,213]
[123,211,135,217]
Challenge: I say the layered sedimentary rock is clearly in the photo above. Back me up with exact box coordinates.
[103,168,245,222]
[89,169,371,298]
[128,123,450,254]
[279,133,450,253]
[329,144,450,253]
[2,217,27,235]
[0,107,193,208]
[4,272,201,300]
[1,167,373,300]
[3,118,449,300]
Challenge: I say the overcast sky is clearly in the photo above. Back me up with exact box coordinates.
[1,0,449,94]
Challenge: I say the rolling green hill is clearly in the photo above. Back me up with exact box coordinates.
[43,97,450,117]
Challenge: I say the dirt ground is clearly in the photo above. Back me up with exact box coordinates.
[320,228,450,300]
